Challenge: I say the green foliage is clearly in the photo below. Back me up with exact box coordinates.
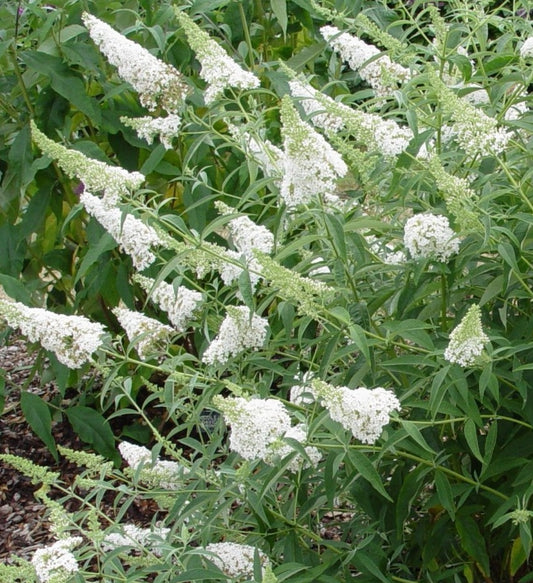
[1,0,533,582]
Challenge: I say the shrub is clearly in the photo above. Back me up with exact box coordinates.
[1,1,533,582]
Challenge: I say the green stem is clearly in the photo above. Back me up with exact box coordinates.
[238,2,255,69]
[314,443,508,501]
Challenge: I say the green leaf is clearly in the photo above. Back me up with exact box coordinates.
[22,52,101,123]
[348,324,370,363]
[65,406,117,462]
[400,420,436,455]
[20,392,58,461]
[271,0,288,37]
[286,42,327,72]
[351,552,390,583]
[74,232,117,284]
[510,536,528,577]
[348,450,393,502]
[434,471,455,520]
[324,213,346,259]
[464,418,484,463]
[456,514,491,577]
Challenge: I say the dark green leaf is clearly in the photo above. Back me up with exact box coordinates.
[20,392,58,461]
[348,450,393,501]
[65,406,117,461]
[456,514,491,577]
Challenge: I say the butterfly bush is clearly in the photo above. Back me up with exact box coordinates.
[113,306,174,359]
[31,537,82,583]
[311,380,400,444]
[444,304,489,366]
[321,25,411,99]
[120,114,182,149]
[80,192,162,270]
[82,13,189,113]
[204,542,269,579]
[6,3,533,582]
[202,306,268,365]
[135,275,203,332]
[119,441,189,490]
[280,95,348,207]
[403,213,460,262]
[175,9,259,103]
[31,122,144,207]
[0,298,105,368]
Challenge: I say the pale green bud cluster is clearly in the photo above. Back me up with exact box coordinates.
[31,121,144,206]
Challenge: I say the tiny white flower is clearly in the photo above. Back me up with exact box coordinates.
[204,542,268,578]
[202,306,268,365]
[444,304,488,367]
[520,37,533,59]
[404,213,460,262]
[311,380,400,444]
[32,537,82,583]
[83,13,188,113]
[80,192,162,270]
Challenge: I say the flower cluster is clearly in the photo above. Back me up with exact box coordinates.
[215,202,275,289]
[113,306,174,359]
[429,71,511,157]
[444,304,489,367]
[121,114,182,149]
[215,395,320,470]
[31,537,82,583]
[427,156,481,233]
[135,275,203,332]
[31,122,144,207]
[202,306,268,365]
[82,13,189,113]
[119,441,189,490]
[311,380,400,444]
[288,76,413,158]
[80,192,162,271]
[403,213,460,262]
[102,524,170,556]
[175,10,259,104]
[280,96,347,207]
[204,542,268,579]
[0,298,105,369]
[520,37,533,59]
[321,25,410,99]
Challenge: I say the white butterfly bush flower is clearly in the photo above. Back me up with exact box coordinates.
[280,95,347,207]
[135,275,203,332]
[175,10,259,104]
[113,306,174,359]
[202,306,268,365]
[82,13,189,113]
[118,441,188,490]
[0,298,105,369]
[215,395,320,470]
[311,380,400,444]
[80,192,161,271]
[403,213,460,262]
[215,202,275,289]
[444,304,489,367]
[520,37,533,59]
[204,542,268,579]
[321,25,410,99]
[121,114,182,149]
[264,424,322,471]
[31,121,144,207]
[287,78,412,158]
[102,525,170,556]
[31,537,82,583]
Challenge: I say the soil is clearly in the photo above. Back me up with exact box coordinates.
[0,337,156,564]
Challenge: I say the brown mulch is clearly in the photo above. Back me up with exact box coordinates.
[0,337,83,562]
[0,337,158,564]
